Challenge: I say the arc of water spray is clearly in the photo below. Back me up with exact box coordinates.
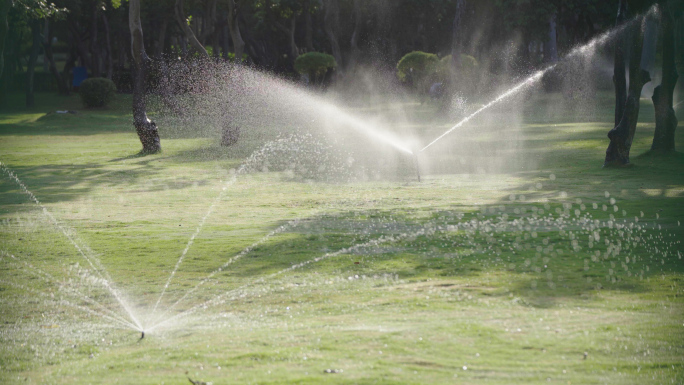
[0,278,139,331]
[149,216,305,325]
[319,103,414,155]
[0,162,143,331]
[148,227,436,332]
[420,69,550,153]
[151,175,239,315]
[1,251,139,329]
[420,13,646,153]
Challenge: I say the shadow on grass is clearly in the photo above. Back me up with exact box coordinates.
[0,159,203,205]
[170,208,678,311]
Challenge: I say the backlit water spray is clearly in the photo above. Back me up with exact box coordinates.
[420,14,645,153]
[0,162,144,333]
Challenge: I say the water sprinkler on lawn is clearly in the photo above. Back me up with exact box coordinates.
[412,149,421,182]
[140,330,145,340]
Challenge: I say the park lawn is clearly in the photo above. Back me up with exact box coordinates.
[0,91,683,384]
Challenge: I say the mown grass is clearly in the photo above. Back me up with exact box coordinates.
[0,90,683,384]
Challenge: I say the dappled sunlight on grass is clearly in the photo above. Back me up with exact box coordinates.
[0,112,47,125]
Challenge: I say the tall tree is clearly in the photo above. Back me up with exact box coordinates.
[604,11,658,167]
[613,0,628,128]
[349,0,362,62]
[21,0,66,107]
[545,11,558,63]
[323,0,341,68]
[101,11,113,78]
[650,2,679,152]
[175,0,209,57]
[130,0,161,153]
[226,0,244,61]
[89,0,100,77]
[25,18,41,107]
[0,0,11,80]
[42,19,69,94]
[450,0,465,72]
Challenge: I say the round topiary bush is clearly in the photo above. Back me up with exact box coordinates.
[396,51,439,92]
[294,52,337,84]
[79,77,117,108]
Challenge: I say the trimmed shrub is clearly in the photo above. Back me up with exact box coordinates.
[79,77,117,108]
[396,51,439,93]
[294,52,337,84]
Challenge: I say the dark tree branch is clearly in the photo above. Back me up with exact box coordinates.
[175,0,209,57]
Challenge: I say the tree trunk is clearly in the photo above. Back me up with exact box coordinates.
[546,12,558,63]
[211,21,221,60]
[651,3,678,152]
[68,20,92,69]
[130,0,161,154]
[323,0,342,69]
[221,25,230,60]
[288,17,298,60]
[101,13,113,79]
[451,0,465,72]
[304,1,314,52]
[90,1,100,77]
[198,0,217,44]
[179,35,188,56]
[613,0,628,127]
[0,0,10,79]
[604,15,656,167]
[350,0,362,62]
[226,0,244,62]
[175,0,209,57]
[62,43,77,88]
[43,22,69,95]
[275,18,298,62]
[154,18,168,59]
[42,20,49,72]
[26,19,42,107]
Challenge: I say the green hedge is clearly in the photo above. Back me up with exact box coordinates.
[294,52,337,83]
[397,51,439,83]
[79,77,117,108]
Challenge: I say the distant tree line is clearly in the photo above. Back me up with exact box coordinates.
[2,0,680,157]
[2,0,644,104]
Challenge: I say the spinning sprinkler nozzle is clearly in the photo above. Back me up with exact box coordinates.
[412,152,421,182]
[140,331,145,340]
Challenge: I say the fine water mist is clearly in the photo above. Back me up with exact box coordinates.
[155,62,419,183]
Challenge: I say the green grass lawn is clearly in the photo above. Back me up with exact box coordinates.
[0,89,683,385]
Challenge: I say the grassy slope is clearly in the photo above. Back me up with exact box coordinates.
[0,91,683,384]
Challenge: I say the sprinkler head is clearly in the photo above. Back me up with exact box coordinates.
[140,331,145,340]
[412,151,421,182]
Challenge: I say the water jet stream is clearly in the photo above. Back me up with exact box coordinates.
[148,227,437,332]
[150,216,306,325]
[151,175,238,314]
[1,251,137,328]
[0,162,143,331]
[0,279,139,331]
[317,101,414,155]
[420,69,550,153]
[420,14,645,153]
